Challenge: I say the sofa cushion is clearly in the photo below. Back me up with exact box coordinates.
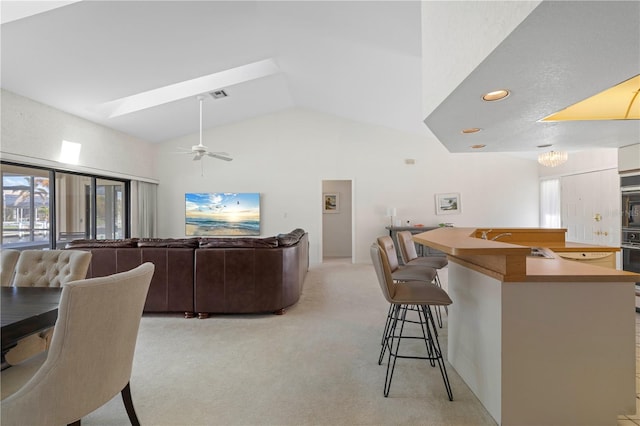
[137,238,200,248]
[65,238,138,248]
[277,228,306,246]
[199,236,278,248]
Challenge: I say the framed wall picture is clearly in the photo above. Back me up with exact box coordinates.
[323,193,339,213]
[435,193,461,215]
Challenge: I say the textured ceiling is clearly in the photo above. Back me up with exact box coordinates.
[424,1,640,155]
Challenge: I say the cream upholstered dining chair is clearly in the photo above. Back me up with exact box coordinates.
[4,250,93,365]
[1,263,155,426]
[1,249,20,287]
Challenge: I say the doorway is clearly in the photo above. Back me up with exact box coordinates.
[321,179,353,263]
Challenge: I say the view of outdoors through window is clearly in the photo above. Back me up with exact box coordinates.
[97,178,124,240]
[1,163,128,249]
[2,165,51,249]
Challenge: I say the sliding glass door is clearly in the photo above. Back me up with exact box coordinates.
[1,164,51,249]
[55,172,93,246]
[1,162,130,250]
[96,178,125,239]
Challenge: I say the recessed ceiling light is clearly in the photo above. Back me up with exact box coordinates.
[482,89,510,102]
[471,144,486,149]
[461,128,482,134]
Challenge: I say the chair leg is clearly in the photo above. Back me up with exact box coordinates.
[421,305,453,401]
[383,304,408,397]
[380,304,394,346]
[121,382,141,426]
[434,304,443,328]
[379,304,400,364]
[433,272,445,328]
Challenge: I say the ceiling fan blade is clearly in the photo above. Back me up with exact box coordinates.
[207,152,233,161]
[193,153,204,161]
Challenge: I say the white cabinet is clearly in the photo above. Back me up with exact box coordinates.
[619,144,640,173]
[561,168,620,247]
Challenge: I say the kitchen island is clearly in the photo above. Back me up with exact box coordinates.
[413,227,639,426]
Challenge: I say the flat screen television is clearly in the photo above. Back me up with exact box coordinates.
[185,192,260,236]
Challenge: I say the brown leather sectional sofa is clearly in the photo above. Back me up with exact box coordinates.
[66,229,308,318]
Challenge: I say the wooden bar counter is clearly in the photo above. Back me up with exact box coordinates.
[413,227,639,426]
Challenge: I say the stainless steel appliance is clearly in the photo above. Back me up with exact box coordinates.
[621,175,640,311]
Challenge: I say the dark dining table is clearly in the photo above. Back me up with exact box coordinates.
[1,286,62,356]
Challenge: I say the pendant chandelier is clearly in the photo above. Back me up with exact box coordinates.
[538,150,568,167]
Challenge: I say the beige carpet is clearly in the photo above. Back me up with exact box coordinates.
[52,261,499,425]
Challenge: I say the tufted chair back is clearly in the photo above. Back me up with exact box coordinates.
[1,249,20,286]
[12,250,92,287]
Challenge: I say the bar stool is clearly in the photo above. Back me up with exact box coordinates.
[376,236,439,340]
[377,236,437,283]
[370,243,453,400]
[396,231,449,326]
[396,230,448,284]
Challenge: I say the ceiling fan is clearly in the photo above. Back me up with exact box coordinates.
[178,95,233,162]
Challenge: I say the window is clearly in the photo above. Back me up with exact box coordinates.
[96,178,125,239]
[1,162,130,250]
[540,178,561,228]
[55,172,93,246]
[1,164,51,249]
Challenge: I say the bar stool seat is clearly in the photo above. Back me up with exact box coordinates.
[370,243,454,401]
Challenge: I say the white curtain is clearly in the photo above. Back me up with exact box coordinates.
[130,180,157,238]
[540,178,561,228]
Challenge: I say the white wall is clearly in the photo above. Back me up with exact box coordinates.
[1,91,540,264]
[156,108,540,264]
[1,90,157,182]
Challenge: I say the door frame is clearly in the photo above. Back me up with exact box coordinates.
[320,178,355,263]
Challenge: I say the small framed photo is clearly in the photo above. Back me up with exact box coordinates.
[323,193,339,213]
[435,193,461,215]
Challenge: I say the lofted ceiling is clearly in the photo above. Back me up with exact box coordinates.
[0,0,425,143]
[425,0,640,155]
[1,0,639,157]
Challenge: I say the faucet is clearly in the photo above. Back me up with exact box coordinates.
[491,232,512,241]
[480,229,493,240]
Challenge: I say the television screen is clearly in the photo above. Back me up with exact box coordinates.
[185,192,260,236]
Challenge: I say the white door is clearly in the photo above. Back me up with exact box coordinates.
[562,169,620,246]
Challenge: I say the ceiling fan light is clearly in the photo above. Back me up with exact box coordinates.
[538,150,568,167]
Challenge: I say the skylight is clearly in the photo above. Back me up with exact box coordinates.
[91,58,280,118]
